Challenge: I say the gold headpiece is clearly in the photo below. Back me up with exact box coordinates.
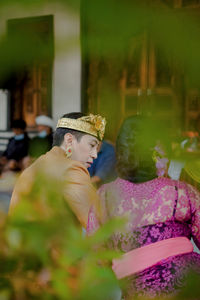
[56,114,106,141]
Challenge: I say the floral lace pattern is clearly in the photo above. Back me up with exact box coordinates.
[126,251,200,298]
[87,177,200,297]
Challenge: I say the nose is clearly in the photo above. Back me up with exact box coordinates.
[91,148,98,159]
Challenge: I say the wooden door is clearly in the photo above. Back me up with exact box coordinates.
[7,15,54,129]
[185,89,200,130]
[81,0,200,139]
[22,63,52,129]
[120,34,180,129]
[120,34,148,118]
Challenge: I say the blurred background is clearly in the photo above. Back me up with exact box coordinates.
[0,0,199,145]
[0,1,199,298]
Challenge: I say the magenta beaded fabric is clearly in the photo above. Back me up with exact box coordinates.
[87,177,200,298]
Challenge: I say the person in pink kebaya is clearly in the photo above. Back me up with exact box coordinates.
[87,115,200,299]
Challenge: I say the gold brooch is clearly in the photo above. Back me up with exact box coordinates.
[79,114,106,140]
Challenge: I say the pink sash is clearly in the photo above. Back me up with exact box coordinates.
[112,237,193,279]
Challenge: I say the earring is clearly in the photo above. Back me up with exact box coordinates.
[65,146,72,158]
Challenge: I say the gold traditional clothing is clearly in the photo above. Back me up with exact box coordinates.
[9,146,99,228]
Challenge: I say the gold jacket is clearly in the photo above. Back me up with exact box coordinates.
[9,146,99,228]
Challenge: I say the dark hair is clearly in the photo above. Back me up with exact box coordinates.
[116,115,169,183]
[53,112,87,147]
[11,119,26,130]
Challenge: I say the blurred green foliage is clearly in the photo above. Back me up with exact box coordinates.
[0,0,199,85]
[0,0,199,298]
[82,0,200,76]
[0,167,199,299]
[80,0,200,143]
[0,171,124,300]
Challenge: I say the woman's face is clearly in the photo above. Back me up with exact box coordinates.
[71,134,99,168]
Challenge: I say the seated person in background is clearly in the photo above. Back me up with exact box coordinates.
[29,115,54,159]
[0,119,29,172]
[88,140,117,186]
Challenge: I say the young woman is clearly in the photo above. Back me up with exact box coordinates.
[87,115,200,298]
[9,112,106,228]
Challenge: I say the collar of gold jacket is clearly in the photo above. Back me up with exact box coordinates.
[56,114,106,141]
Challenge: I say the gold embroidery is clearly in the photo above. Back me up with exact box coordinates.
[56,114,106,140]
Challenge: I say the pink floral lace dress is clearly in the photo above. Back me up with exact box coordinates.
[87,177,200,298]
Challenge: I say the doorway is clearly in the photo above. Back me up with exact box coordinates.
[6,15,54,130]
